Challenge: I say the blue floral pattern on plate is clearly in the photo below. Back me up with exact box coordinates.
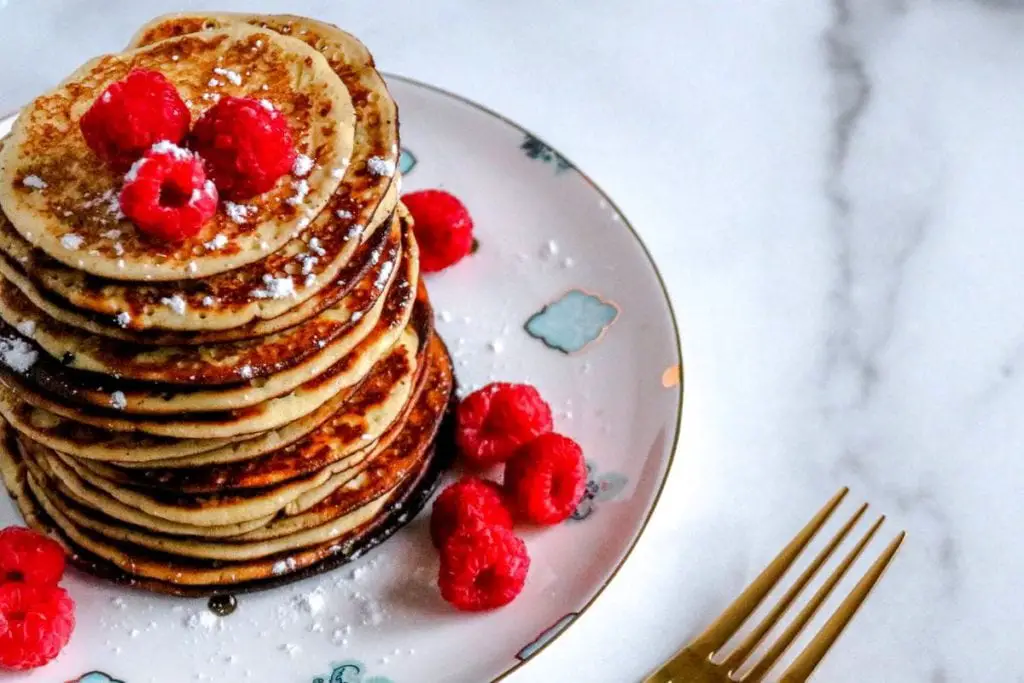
[398,148,417,175]
[571,461,629,521]
[520,134,572,173]
[312,660,394,683]
[69,673,124,683]
[525,289,619,354]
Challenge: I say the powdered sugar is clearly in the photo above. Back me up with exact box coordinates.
[366,156,396,177]
[0,336,36,373]
[22,175,46,190]
[110,391,127,410]
[205,233,228,250]
[294,589,326,616]
[307,237,326,256]
[60,234,84,250]
[116,312,131,328]
[15,320,35,337]
[213,67,243,86]
[251,275,296,300]
[189,180,216,207]
[334,209,353,220]
[201,296,215,307]
[374,259,394,291]
[224,202,256,224]
[160,295,187,315]
[287,180,310,206]
[124,157,148,183]
[185,611,219,631]
[239,365,254,380]
[292,154,314,178]
[150,140,193,161]
[271,558,298,575]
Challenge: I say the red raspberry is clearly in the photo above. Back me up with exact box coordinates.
[0,583,75,671]
[456,382,553,468]
[430,477,513,549]
[504,433,587,525]
[0,527,65,587]
[438,526,529,611]
[402,190,474,272]
[79,69,190,170]
[189,96,296,199]
[119,142,218,242]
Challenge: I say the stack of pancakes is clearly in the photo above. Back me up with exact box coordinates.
[0,13,454,595]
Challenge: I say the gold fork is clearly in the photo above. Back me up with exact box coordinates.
[644,488,904,683]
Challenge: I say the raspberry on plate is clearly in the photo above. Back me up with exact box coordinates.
[430,477,513,549]
[456,382,553,468]
[402,190,474,273]
[119,142,218,242]
[79,68,191,170]
[504,433,587,525]
[0,527,65,587]
[438,526,530,611]
[0,583,75,671]
[189,96,296,199]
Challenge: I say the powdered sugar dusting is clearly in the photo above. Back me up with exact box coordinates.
[116,312,132,328]
[366,156,396,177]
[15,320,35,338]
[251,275,296,300]
[150,140,193,161]
[224,202,256,224]
[0,336,37,373]
[110,391,127,410]
[292,154,314,178]
[61,234,84,250]
[22,175,46,190]
[213,67,243,86]
[160,295,187,315]
[205,234,228,251]
[287,180,310,206]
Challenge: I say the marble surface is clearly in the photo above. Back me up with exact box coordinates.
[0,0,1020,680]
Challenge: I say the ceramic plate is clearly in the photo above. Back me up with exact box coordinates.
[0,74,682,683]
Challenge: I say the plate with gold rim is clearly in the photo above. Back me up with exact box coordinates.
[0,72,681,683]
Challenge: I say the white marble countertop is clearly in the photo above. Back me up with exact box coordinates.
[2,0,1019,680]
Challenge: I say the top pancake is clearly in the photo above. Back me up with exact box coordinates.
[0,24,354,281]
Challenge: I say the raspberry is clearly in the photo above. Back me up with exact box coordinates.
[119,143,218,242]
[0,527,65,587]
[430,477,513,549]
[402,190,474,272]
[504,433,587,525]
[456,383,553,467]
[189,96,296,199]
[438,526,529,611]
[0,583,75,671]
[79,69,190,170]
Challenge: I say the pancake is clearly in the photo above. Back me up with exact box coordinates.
[0,337,454,593]
[0,205,399,349]
[0,15,400,333]
[0,294,423,438]
[0,11,455,598]
[74,321,430,493]
[0,218,405,384]
[0,24,353,281]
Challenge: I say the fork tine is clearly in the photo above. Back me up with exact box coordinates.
[777,531,906,683]
[688,487,849,656]
[719,502,868,673]
[740,515,885,682]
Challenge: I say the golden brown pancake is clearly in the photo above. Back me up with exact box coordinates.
[0,24,353,280]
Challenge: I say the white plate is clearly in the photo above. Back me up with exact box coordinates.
[0,74,682,683]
